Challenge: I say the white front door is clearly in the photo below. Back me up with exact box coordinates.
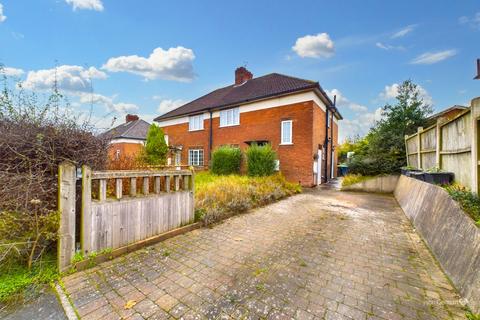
[315,149,322,185]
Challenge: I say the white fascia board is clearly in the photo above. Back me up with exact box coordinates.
[156,90,329,126]
[110,138,145,145]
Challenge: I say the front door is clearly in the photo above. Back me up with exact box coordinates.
[315,149,322,185]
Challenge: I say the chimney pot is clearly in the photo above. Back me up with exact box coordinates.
[475,59,480,80]
[235,67,253,85]
[126,114,139,123]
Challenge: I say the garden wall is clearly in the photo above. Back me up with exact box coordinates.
[394,175,480,313]
[341,175,399,193]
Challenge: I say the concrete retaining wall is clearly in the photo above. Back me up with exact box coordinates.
[394,175,480,312]
[342,175,399,193]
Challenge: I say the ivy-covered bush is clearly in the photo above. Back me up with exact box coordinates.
[211,146,242,175]
[246,144,277,177]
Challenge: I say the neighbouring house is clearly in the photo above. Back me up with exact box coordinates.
[154,67,342,187]
[99,114,150,161]
[425,105,468,127]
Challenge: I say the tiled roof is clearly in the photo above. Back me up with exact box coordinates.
[154,73,336,121]
[98,119,150,141]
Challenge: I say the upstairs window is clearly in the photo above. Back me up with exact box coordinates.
[220,107,239,127]
[188,149,204,166]
[281,120,293,145]
[164,134,169,146]
[189,114,204,131]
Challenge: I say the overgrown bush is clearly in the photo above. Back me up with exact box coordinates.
[444,184,480,226]
[246,144,277,177]
[195,172,301,225]
[341,174,374,187]
[0,72,108,275]
[211,146,242,175]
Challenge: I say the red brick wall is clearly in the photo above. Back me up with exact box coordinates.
[107,142,144,160]
[161,99,338,187]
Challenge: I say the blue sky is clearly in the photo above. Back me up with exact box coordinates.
[0,0,479,141]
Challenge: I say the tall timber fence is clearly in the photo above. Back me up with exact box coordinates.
[58,163,195,272]
[405,96,480,193]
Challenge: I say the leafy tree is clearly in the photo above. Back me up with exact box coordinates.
[143,124,169,165]
[349,80,432,175]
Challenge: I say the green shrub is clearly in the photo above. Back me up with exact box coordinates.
[444,184,480,226]
[142,124,168,165]
[341,174,374,187]
[211,146,242,175]
[246,144,277,177]
[195,172,301,225]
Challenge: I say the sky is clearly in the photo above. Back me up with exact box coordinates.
[0,0,479,141]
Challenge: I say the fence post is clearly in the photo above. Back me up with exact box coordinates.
[471,97,480,194]
[58,161,76,272]
[404,135,410,166]
[417,127,423,169]
[81,165,92,256]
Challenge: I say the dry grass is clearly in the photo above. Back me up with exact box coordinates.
[341,174,374,187]
[194,172,301,225]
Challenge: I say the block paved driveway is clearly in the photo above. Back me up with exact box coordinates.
[62,186,466,320]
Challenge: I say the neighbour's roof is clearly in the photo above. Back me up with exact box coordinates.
[98,119,150,141]
[154,73,341,121]
[426,105,469,123]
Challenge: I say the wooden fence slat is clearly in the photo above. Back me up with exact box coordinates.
[174,175,180,191]
[165,176,171,193]
[154,176,161,194]
[116,178,123,199]
[143,177,149,195]
[130,177,137,196]
[99,179,107,201]
[58,162,76,272]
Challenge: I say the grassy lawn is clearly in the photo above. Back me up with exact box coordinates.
[195,171,301,225]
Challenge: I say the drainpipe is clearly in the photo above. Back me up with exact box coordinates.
[330,96,336,179]
[209,110,213,167]
[324,107,329,183]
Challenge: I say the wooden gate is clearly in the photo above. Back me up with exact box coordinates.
[57,163,195,272]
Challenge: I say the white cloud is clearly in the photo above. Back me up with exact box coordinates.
[0,3,6,22]
[65,0,104,11]
[391,25,416,38]
[379,83,433,106]
[23,65,107,93]
[459,12,480,30]
[410,50,457,65]
[79,93,138,113]
[292,33,335,58]
[375,42,405,51]
[2,67,24,77]
[103,47,196,81]
[325,89,368,113]
[157,99,185,115]
[339,108,383,142]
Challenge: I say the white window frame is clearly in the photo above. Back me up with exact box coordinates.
[189,114,204,131]
[164,134,169,146]
[219,107,240,127]
[280,120,293,145]
[188,149,204,166]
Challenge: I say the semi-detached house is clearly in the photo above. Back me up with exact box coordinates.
[154,67,342,187]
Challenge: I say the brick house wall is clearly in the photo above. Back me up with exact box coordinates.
[160,92,338,186]
[107,140,144,161]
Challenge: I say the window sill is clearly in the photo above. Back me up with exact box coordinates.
[219,124,240,128]
[279,143,293,146]
[188,128,204,132]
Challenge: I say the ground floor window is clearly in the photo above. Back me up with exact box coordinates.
[188,149,204,166]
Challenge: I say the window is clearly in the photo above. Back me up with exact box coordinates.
[175,152,181,166]
[189,114,204,131]
[220,107,239,127]
[281,120,293,145]
[164,135,169,146]
[188,149,204,166]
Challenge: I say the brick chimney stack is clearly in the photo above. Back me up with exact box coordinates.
[126,114,139,123]
[475,59,480,80]
[235,67,253,85]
